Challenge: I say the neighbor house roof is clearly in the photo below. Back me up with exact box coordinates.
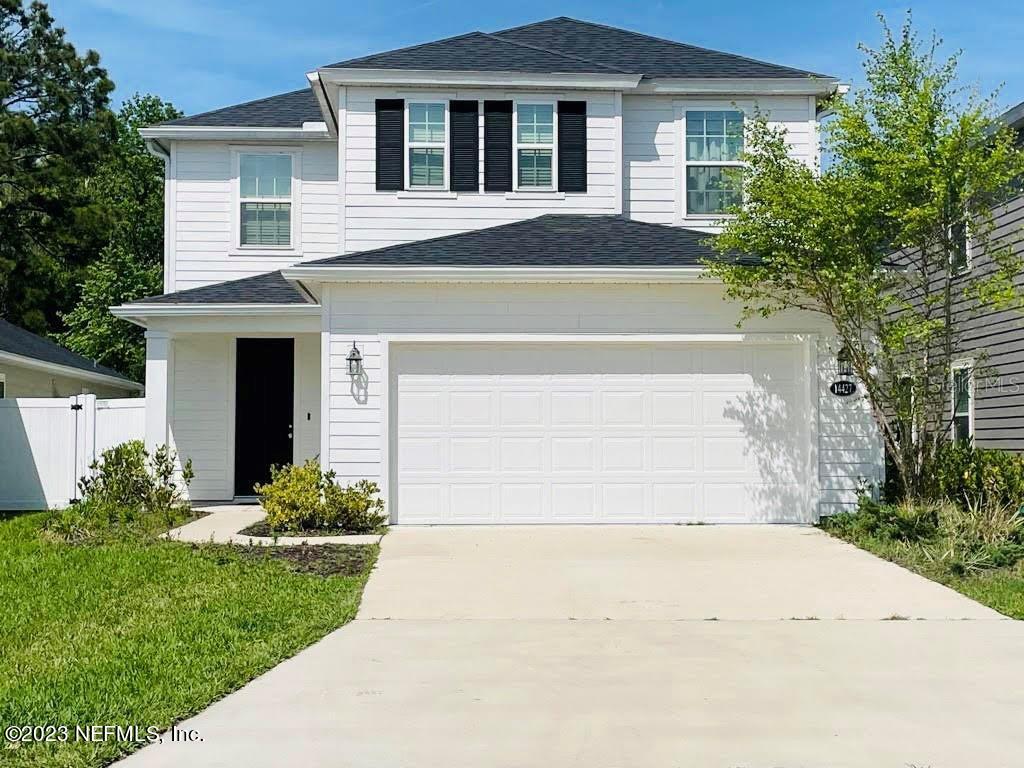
[0,319,140,387]
[300,214,738,268]
[156,17,834,129]
[128,270,316,306]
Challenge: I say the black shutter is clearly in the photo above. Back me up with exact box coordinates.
[558,101,587,193]
[375,98,404,191]
[450,100,479,192]
[484,100,512,192]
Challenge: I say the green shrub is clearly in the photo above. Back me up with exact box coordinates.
[44,441,194,542]
[927,442,1024,510]
[821,495,938,543]
[256,461,387,534]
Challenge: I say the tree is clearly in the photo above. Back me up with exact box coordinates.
[0,0,115,332]
[59,95,180,381]
[705,14,1024,500]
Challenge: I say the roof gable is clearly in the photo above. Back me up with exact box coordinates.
[158,89,322,128]
[129,271,315,306]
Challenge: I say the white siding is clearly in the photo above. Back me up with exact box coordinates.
[341,87,621,253]
[622,94,816,228]
[171,140,338,291]
[324,282,881,517]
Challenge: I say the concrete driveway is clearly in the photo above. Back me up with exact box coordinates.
[119,525,1024,768]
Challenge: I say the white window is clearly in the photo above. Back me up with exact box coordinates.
[515,103,556,189]
[950,218,972,275]
[0,373,5,399]
[952,363,974,443]
[237,152,296,249]
[684,110,744,216]
[407,103,447,189]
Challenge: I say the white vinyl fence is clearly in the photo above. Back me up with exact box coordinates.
[0,395,145,510]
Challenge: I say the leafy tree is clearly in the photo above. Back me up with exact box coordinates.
[0,0,115,332]
[705,14,1024,500]
[60,95,180,380]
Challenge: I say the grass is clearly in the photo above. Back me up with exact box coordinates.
[821,526,1024,620]
[0,512,377,768]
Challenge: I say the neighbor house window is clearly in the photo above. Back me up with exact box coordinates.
[950,218,972,275]
[516,103,555,189]
[407,102,446,188]
[952,363,974,443]
[239,153,293,247]
[685,110,744,216]
[0,373,5,399]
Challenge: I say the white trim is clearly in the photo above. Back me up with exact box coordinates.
[512,99,557,191]
[379,332,809,344]
[951,359,975,441]
[637,77,840,96]
[397,190,458,199]
[319,287,332,475]
[613,90,623,214]
[379,333,392,522]
[231,147,302,254]
[315,67,642,91]
[0,351,142,391]
[337,86,347,255]
[504,191,563,201]
[112,304,320,318]
[404,100,449,191]
[139,126,332,141]
[283,265,712,283]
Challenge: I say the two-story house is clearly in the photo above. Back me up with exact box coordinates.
[115,17,880,524]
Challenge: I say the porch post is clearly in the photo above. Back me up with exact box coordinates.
[144,330,173,452]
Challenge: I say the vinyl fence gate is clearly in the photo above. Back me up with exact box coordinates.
[0,395,145,510]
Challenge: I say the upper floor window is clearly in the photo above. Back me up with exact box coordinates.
[685,110,744,216]
[949,218,972,275]
[952,363,974,443]
[407,103,446,189]
[239,152,293,248]
[516,103,555,189]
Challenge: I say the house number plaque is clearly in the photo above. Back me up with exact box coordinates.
[829,380,858,397]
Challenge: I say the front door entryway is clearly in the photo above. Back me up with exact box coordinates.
[234,337,294,496]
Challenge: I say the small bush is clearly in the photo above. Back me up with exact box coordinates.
[256,460,386,534]
[821,495,937,543]
[928,442,1024,510]
[44,441,194,542]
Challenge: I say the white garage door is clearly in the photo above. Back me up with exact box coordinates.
[393,343,811,524]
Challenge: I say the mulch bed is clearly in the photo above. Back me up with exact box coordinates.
[237,520,365,538]
[232,543,376,577]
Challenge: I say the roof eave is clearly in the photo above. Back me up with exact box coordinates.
[636,76,841,96]
[138,124,333,141]
[316,67,642,90]
[0,350,142,391]
[282,264,713,283]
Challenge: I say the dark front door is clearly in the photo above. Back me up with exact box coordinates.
[234,338,294,496]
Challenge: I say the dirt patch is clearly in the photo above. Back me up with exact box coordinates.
[230,543,377,577]
[238,520,370,538]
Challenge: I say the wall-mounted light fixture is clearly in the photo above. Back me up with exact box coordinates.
[346,341,363,377]
[837,345,854,378]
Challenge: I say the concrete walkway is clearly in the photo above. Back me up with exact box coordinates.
[120,525,1024,767]
[165,505,381,546]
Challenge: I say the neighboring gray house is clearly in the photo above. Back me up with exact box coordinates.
[0,319,142,399]
[949,102,1024,449]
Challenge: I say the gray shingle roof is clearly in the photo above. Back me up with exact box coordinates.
[494,17,829,79]
[129,271,315,305]
[302,215,739,268]
[326,30,624,73]
[158,89,322,128]
[0,319,139,385]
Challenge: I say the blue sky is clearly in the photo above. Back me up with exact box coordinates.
[47,0,1024,117]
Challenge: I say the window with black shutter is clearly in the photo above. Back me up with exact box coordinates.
[558,101,587,193]
[484,100,513,192]
[375,98,404,191]
[450,100,479,192]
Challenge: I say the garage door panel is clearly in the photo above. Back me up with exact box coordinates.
[394,343,810,524]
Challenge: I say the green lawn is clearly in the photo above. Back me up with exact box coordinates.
[821,529,1024,619]
[0,512,377,768]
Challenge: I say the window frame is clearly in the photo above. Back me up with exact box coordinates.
[230,147,302,254]
[404,100,450,191]
[949,217,973,276]
[680,106,746,220]
[951,360,975,443]
[512,99,558,192]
